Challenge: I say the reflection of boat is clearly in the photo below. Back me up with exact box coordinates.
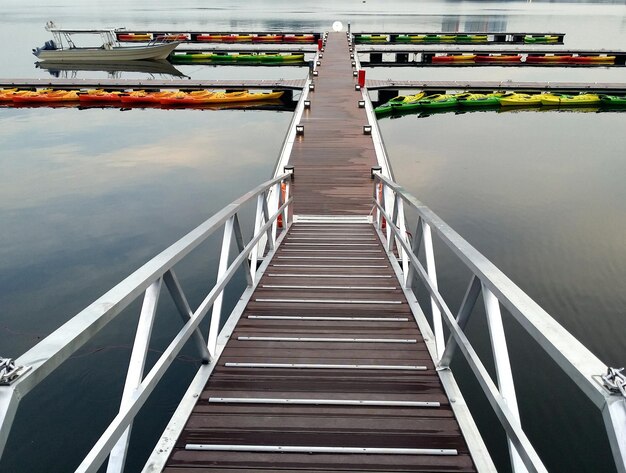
[33,22,179,62]
[36,59,187,78]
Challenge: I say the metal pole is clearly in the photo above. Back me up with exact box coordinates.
[208,217,234,356]
[107,279,162,473]
[422,220,444,359]
[483,285,527,473]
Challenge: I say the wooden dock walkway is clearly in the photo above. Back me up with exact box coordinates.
[163,32,476,473]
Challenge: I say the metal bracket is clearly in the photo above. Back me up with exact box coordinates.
[0,358,31,385]
[601,367,626,397]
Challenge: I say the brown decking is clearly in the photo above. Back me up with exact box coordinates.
[163,31,476,473]
[164,223,475,472]
[289,32,377,216]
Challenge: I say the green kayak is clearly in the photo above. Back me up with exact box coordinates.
[600,95,626,106]
[417,93,458,109]
[456,92,502,108]
[375,92,425,116]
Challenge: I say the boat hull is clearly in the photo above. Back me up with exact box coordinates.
[34,42,179,62]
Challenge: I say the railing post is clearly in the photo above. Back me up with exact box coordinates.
[482,285,527,473]
[404,216,423,289]
[107,278,162,473]
[232,214,253,286]
[422,220,445,359]
[396,198,409,282]
[208,216,234,356]
[249,194,265,284]
[282,176,291,231]
[384,185,395,248]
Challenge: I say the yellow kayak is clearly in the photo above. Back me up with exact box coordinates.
[540,93,601,106]
[498,93,543,107]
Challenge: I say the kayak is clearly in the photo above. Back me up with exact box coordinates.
[78,89,122,102]
[119,90,178,104]
[416,93,458,109]
[354,34,387,43]
[374,92,426,115]
[525,54,572,64]
[524,35,559,43]
[155,34,189,41]
[196,34,226,42]
[568,55,615,64]
[456,34,488,42]
[456,92,502,107]
[159,90,284,105]
[395,35,425,42]
[600,95,626,106]
[475,54,522,63]
[252,35,284,42]
[0,88,18,101]
[424,34,456,42]
[432,54,476,63]
[540,93,601,106]
[221,34,253,42]
[171,52,304,63]
[498,93,543,106]
[12,89,80,103]
[284,34,315,43]
[117,33,151,42]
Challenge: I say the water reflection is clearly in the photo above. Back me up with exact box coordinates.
[36,59,188,78]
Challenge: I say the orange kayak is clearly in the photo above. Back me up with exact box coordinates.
[119,90,177,104]
[475,54,522,63]
[78,89,122,102]
[159,90,284,105]
[12,90,79,103]
[252,34,284,42]
[284,34,315,43]
[117,33,151,42]
[525,54,572,64]
[432,54,476,63]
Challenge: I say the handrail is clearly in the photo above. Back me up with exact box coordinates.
[372,171,626,473]
[0,172,293,473]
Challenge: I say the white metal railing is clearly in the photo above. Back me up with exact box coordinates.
[372,171,626,473]
[0,171,293,473]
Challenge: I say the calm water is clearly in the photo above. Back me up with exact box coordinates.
[1,1,625,472]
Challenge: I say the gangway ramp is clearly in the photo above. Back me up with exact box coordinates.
[164,220,476,472]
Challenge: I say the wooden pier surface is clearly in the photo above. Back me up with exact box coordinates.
[163,32,476,473]
[288,32,377,216]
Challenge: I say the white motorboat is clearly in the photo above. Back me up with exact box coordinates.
[33,22,179,62]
